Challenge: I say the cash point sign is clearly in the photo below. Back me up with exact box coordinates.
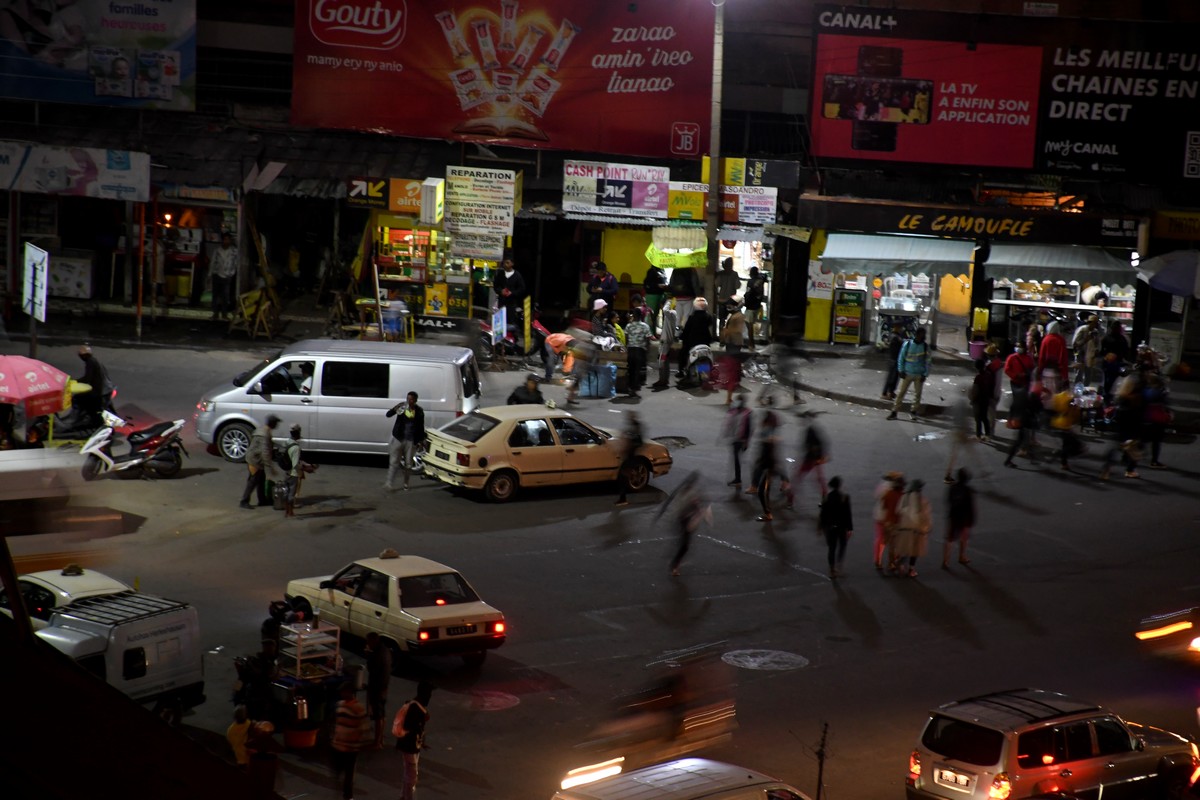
[293,0,713,159]
[810,5,1200,182]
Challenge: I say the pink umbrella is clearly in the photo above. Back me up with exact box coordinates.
[0,355,71,416]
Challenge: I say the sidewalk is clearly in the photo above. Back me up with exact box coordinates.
[795,342,1200,434]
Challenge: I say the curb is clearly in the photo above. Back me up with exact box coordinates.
[798,380,948,417]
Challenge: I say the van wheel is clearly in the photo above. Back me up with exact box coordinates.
[621,458,651,491]
[218,422,254,462]
[484,470,518,503]
[462,651,487,668]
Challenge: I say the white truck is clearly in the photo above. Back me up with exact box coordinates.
[36,590,206,719]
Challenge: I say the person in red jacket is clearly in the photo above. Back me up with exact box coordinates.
[1036,321,1069,395]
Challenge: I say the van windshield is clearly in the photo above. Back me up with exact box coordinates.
[233,354,282,387]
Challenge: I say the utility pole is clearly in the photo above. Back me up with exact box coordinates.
[814,721,829,800]
[705,0,725,311]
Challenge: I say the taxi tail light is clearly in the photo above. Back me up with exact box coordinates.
[490,621,506,634]
[988,773,1012,800]
[456,453,470,467]
[418,628,439,641]
[908,750,921,783]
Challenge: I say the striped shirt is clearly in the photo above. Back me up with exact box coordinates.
[332,697,367,752]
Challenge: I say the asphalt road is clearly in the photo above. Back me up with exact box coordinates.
[6,340,1200,800]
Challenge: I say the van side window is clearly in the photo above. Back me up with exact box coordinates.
[321,362,389,398]
[123,647,147,680]
[461,360,480,398]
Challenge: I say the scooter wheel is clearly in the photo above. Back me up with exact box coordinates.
[81,454,103,482]
[150,449,183,478]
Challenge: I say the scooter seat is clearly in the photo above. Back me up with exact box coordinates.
[128,421,174,445]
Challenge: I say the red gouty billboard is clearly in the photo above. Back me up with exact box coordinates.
[293,0,713,159]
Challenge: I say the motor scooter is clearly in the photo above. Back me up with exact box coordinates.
[80,411,188,480]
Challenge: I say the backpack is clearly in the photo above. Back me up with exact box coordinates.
[273,446,292,472]
[392,700,427,747]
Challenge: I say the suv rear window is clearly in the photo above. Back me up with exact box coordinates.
[440,412,498,443]
[921,714,1005,767]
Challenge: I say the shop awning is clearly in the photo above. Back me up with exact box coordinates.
[564,212,660,226]
[984,244,1135,284]
[821,234,974,276]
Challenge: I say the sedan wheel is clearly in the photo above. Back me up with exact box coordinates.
[484,470,518,503]
[622,458,651,492]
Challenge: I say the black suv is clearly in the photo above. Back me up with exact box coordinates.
[906,688,1197,800]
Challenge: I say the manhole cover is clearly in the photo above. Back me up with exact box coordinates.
[469,690,520,711]
[721,649,809,671]
[653,436,693,448]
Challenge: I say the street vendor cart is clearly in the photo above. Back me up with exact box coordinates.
[273,619,344,748]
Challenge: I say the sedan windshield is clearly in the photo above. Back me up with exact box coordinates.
[440,412,499,443]
[397,572,480,608]
[233,354,281,387]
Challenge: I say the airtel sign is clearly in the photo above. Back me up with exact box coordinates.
[311,0,407,50]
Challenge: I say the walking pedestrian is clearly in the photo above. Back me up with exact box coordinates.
[1037,321,1069,395]
[209,232,239,320]
[969,358,995,441]
[1004,341,1035,400]
[891,479,932,578]
[1143,372,1171,468]
[364,632,392,749]
[818,476,853,578]
[331,681,369,800]
[1003,385,1044,467]
[873,472,905,571]
[881,325,905,399]
[283,423,317,517]
[942,468,974,568]
[1100,320,1131,401]
[785,422,828,509]
[1048,389,1082,470]
[1100,366,1145,480]
[887,327,929,420]
[652,306,678,389]
[984,343,1003,432]
[656,472,708,575]
[754,411,783,522]
[384,391,425,491]
[745,394,782,500]
[720,299,747,355]
[240,414,282,509]
[624,307,651,396]
[715,258,742,329]
[393,681,434,800]
[614,411,644,507]
[721,395,752,486]
[743,266,766,347]
[643,264,668,336]
[1072,314,1102,386]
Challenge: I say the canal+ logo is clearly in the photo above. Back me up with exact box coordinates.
[310,0,406,50]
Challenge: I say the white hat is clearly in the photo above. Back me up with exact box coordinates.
[593,299,608,310]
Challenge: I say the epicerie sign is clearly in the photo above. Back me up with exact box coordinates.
[310,0,407,50]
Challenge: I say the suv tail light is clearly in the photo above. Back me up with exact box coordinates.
[988,773,1012,800]
[907,750,921,783]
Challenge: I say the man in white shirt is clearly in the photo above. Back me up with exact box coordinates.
[209,233,239,320]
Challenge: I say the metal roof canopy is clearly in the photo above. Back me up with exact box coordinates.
[821,233,974,276]
[985,243,1135,284]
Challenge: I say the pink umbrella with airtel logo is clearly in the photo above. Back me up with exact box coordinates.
[0,355,71,417]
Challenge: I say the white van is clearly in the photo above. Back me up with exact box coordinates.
[194,340,482,461]
[37,590,206,716]
[555,758,811,800]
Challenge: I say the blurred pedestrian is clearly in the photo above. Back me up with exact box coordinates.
[873,472,905,571]
[818,476,853,578]
[753,409,783,523]
[624,307,651,397]
[1100,366,1145,480]
[881,325,905,399]
[1004,341,1035,401]
[942,468,975,568]
[385,391,425,491]
[226,705,251,767]
[245,720,281,793]
[331,681,369,800]
[720,299,747,355]
[507,375,545,405]
[891,479,931,578]
[240,414,282,509]
[614,411,644,507]
[721,394,752,486]
[1048,389,1082,471]
[743,266,766,347]
[745,393,782,496]
[1143,372,1171,468]
[1037,321,1069,395]
[643,264,668,336]
[1025,321,1042,358]
[1100,320,1131,400]
[365,632,392,749]
[658,472,711,576]
[887,327,929,420]
[785,421,828,509]
[544,332,574,382]
[393,681,433,800]
[1072,314,1102,386]
[984,343,1003,431]
[1003,385,1043,468]
[969,358,994,441]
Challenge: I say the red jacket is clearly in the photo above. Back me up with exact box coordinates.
[1038,333,1069,377]
[1004,352,1035,387]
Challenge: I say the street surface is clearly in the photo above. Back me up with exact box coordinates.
[5,340,1200,800]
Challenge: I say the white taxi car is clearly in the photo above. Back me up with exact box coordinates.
[285,549,506,666]
[423,405,673,502]
[0,564,132,630]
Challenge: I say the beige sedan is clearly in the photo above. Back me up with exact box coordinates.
[423,405,672,502]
